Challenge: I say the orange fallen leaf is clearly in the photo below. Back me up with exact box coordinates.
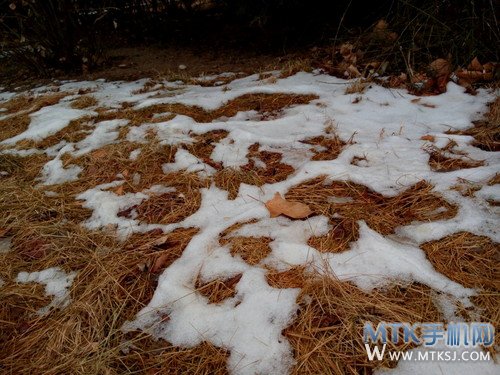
[114,185,124,196]
[483,62,495,72]
[151,253,171,273]
[151,234,170,246]
[430,58,451,77]
[429,59,451,93]
[346,64,361,77]
[374,19,388,32]
[468,57,483,71]
[420,135,435,142]
[265,192,312,219]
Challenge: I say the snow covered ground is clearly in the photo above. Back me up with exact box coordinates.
[1,71,498,374]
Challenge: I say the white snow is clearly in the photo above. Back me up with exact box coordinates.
[16,267,76,315]
[1,103,94,145]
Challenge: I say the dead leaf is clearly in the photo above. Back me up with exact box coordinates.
[265,192,312,219]
[468,57,483,71]
[151,234,170,246]
[374,19,388,31]
[340,43,354,57]
[483,62,494,72]
[0,228,9,238]
[151,253,170,273]
[347,65,361,77]
[114,185,124,196]
[429,59,451,93]
[430,58,451,77]
[420,135,435,142]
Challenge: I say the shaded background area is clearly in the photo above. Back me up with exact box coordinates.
[0,0,498,79]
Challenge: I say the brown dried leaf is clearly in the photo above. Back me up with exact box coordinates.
[420,135,435,142]
[483,62,494,72]
[114,185,124,196]
[456,69,491,84]
[347,65,361,77]
[374,19,388,31]
[151,253,170,273]
[430,58,451,77]
[265,192,313,219]
[468,57,483,71]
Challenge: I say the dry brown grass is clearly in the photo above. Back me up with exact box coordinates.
[18,115,96,150]
[448,97,500,152]
[279,58,313,78]
[421,232,500,346]
[214,143,295,200]
[0,153,92,229]
[220,235,272,265]
[489,173,500,185]
[116,336,230,374]
[0,219,199,374]
[345,79,369,94]
[71,95,98,109]
[132,175,206,225]
[266,267,308,289]
[0,114,31,143]
[284,277,441,375]
[1,88,497,373]
[425,141,485,172]
[0,92,67,142]
[308,217,360,253]
[95,92,318,125]
[213,168,263,200]
[184,130,229,169]
[57,141,179,194]
[287,178,457,254]
[451,177,483,197]
[195,273,242,304]
[302,135,348,161]
[243,144,295,179]
[421,231,498,291]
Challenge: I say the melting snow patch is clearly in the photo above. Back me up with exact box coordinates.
[16,267,76,315]
[1,103,94,145]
